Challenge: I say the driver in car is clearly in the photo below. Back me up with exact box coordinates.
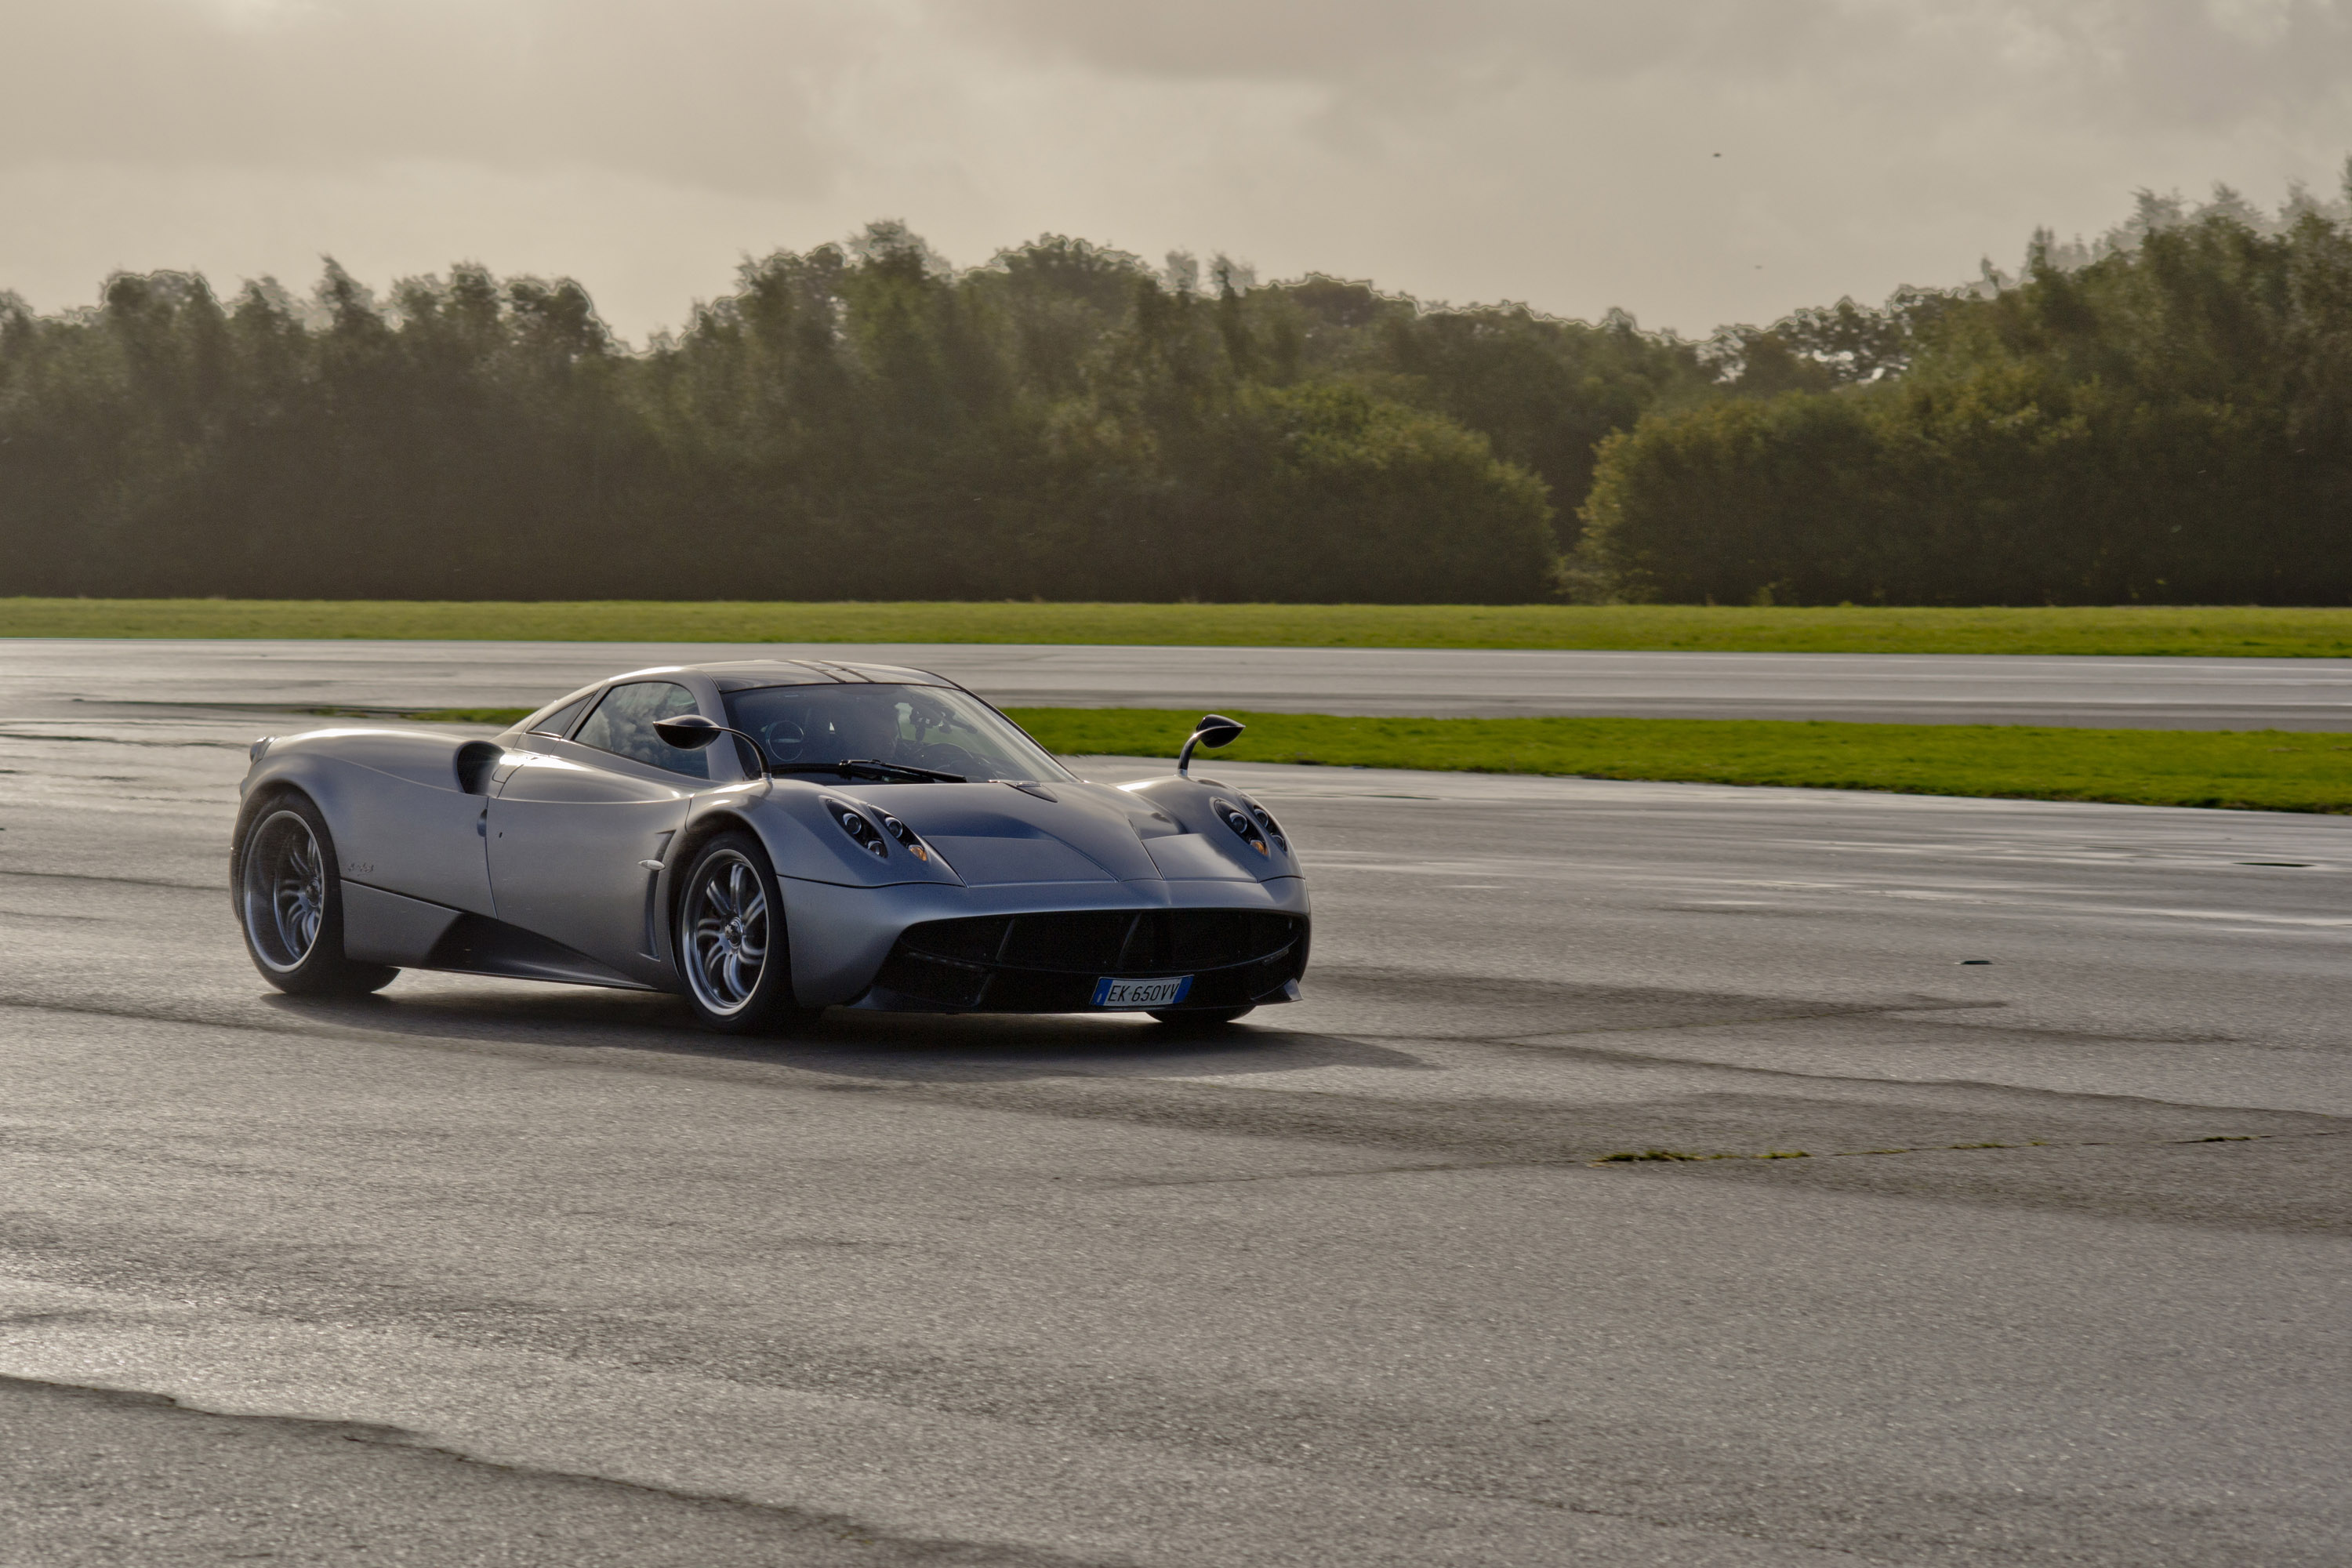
[822,698,907,768]
[734,688,1001,780]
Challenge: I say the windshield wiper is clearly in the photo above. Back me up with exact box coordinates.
[766,759,967,784]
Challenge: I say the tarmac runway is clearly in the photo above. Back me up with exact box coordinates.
[0,658,2347,1566]
[13,636,2352,727]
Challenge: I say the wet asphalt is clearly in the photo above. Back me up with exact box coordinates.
[0,655,2346,1566]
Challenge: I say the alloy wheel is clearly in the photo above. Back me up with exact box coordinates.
[683,849,769,1016]
[242,809,327,972]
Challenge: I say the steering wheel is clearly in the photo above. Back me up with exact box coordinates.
[761,720,808,762]
[915,741,984,777]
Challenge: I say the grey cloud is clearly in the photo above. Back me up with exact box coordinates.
[2,0,2347,340]
[2,0,860,196]
[953,1,2350,128]
[11,2,2345,189]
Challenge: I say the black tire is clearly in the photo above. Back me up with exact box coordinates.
[1149,1006,1254,1029]
[673,832,812,1034]
[234,792,398,997]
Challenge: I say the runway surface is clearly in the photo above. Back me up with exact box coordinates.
[0,662,2347,1564]
[13,636,2352,728]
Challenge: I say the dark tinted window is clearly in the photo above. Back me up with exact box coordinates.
[574,681,709,779]
[527,695,591,738]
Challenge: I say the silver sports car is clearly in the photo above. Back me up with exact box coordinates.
[230,660,1308,1033]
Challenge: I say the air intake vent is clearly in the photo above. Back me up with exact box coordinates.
[873,909,1308,1013]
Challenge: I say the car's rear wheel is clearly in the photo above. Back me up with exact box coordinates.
[235,794,397,996]
[1149,1006,1254,1029]
[677,833,812,1034]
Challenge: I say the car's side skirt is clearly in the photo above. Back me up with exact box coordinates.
[343,881,659,992]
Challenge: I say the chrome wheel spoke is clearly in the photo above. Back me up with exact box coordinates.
[683,849,771,1016]
[241,810,330,973]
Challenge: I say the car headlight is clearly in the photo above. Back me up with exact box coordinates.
[1235,792,1288,851]
[880,813,931,862]
[824,798,890,858]
[1210,797,1270,857]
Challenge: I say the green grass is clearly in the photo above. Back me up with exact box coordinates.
[355,703,2352,814]
[15,598,2352,656]
[1003,708,2352,814]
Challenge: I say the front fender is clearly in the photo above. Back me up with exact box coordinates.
[688,782,971,891]
[1112,775,1301,881]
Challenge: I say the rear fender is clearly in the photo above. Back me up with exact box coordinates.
[238,728,500,917]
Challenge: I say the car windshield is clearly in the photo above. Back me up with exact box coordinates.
[723,683,1073,783]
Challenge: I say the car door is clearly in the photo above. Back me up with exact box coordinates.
[486,680,709,980]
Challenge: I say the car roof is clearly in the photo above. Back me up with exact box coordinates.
[680,659,960,692]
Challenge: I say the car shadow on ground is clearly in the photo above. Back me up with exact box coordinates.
[260,978,1439,1082]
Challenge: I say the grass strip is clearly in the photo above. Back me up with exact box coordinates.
[376,703,2352,813]
[15,598,2352,657]
[1003,709,2352,815]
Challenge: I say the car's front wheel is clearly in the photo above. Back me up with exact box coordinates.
[676,832,812,1034]
[234,793,398,996]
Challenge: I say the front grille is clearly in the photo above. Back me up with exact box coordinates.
[872,909,1308,1013]
[1000,911,1129,971]
[877,950,990,1010]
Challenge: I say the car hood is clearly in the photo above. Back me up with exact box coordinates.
[841,779,1279,886]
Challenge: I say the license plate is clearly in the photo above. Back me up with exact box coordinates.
[1091,975,1192,1009]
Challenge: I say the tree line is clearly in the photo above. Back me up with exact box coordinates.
[1584,176,2352,605]
[0,229,1693,603]
[2,176,2347,605]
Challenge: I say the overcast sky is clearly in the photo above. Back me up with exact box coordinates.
[3,0,2347,341]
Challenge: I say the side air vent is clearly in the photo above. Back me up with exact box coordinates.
[453,740,503,796]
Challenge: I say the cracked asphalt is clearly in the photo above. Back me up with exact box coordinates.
[0,662,2347,1565]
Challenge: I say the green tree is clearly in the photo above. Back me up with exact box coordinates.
[1586,200,2352,605]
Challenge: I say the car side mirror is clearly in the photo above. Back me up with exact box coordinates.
[1177,713,1245,779]
[653,716,723,749]
[655,714,775,779]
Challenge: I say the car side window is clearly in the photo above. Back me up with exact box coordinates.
[572,681,710,779]
[527,695,591,739]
